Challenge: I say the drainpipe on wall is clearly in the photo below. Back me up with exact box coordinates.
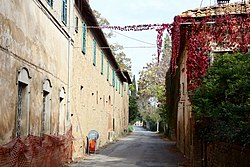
[112,74,116,138]
[67,0,74,131]
[113,83,115,130]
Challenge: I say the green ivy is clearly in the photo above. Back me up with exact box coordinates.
[192,52,250,147]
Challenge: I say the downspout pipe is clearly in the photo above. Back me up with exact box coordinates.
[67,0,74,131]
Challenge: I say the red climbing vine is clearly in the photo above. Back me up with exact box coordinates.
[101,23,171,61]
[102,14,250,93]
[171,14,250,91]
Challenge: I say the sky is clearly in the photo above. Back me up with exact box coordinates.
[89,0,239,80]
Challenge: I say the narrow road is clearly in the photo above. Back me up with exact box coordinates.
[68,126,187,167]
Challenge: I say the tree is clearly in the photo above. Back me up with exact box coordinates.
[129,75,139,123]
[110,44,132,72]
[93,10,132,73]
[137,34,171,131]
[192,52,250,147]
[93,10,113,38]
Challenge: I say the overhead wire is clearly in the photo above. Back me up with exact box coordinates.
[111,30,156,46]
[86,25,157,47]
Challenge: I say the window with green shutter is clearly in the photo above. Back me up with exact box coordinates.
[112,69,115,87]
[82,21,86,54]
[119,81,120,94]
[47,0,53,7]
[101,52,104,75]
[121,84,124,97]
[93,39,96,66]
[75,16,78,33]
[61,0,67,25]
[107,61,110,81]
[115,76,118,91]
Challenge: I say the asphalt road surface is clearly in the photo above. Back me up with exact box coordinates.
[68,126,187,167]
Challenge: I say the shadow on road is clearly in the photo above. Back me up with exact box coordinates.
[68,126,190,167]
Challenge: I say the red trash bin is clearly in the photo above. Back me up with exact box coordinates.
[87,130,99,154]
[89,140,97,152]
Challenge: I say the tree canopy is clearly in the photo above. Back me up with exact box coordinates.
[129,75,139,123]
[192,52,250,147]
[137,34,171,130]
[93,10,132,73]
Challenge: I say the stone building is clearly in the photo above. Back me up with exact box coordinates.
[0,0,72,143]
[72,0,131,158]
[166,1,250,166]
[0,0,131,165]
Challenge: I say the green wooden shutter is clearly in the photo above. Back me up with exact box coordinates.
[101,52,104,74]
[62,0,67,24]
[119,81,120,94]
[115,76,118,91]
[93,39,96,66]
[107,61,109,81]
[82,21,86,54]
[48,0,53,7]
[121,83,124,97]
[112,69,115,87]
[75,16,78,32]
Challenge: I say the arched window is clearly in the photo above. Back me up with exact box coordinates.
[16,67,31,138]
[58,87,66,135]
[42,79,52,134]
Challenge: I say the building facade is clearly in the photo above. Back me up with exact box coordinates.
[0,0,130,165]
[71,0,131,158]
[0,0,71,144]
[166,1,250,166]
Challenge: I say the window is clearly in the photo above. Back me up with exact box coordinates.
[82,21,86,54]
[101,52,104,75]
[121,84,124,97]
[112,69,115,87]
[61,0,67,25]
[115,76,118,91]
[47,0,53,7]
[93,39,96,66]
[42,79,52,134]
[119,81,121,94]
[59,87,66,135]
[16,67,31,138]
[108,96,111,105]
[107,61,110,81]
[113,118,115,131]
[75,16,78,33]
[124,83,126,91]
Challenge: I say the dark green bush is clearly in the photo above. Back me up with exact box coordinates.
[192,52,250,147]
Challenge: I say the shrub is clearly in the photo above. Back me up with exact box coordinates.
[192,52,250,147]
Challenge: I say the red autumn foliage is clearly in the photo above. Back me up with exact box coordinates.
[170,14,250,91]
[102,14,250,92]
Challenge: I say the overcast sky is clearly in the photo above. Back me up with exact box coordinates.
[89,0,239,79]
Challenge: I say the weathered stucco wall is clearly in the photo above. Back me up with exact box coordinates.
[70,10,129,158]
[176,45,193,158]
[0,0,70,144]
[0,0,130,161]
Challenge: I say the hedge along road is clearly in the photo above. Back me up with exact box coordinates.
[68,126,188,167]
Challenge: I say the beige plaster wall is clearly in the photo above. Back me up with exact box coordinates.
[176,46,193,158]
[0,1,129,160]
[71,11,129,158]
[0,0,70,144]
